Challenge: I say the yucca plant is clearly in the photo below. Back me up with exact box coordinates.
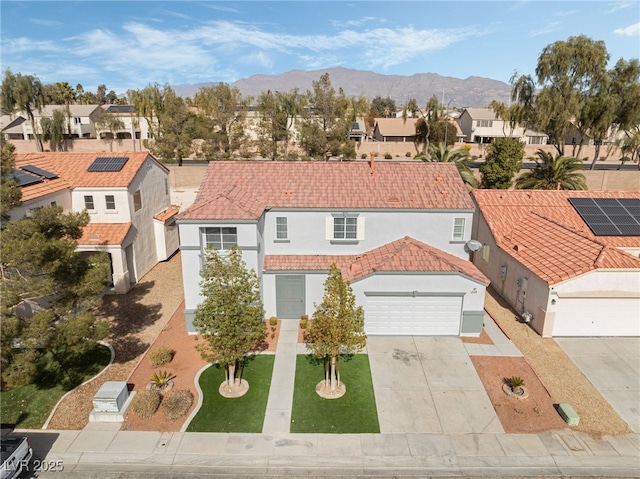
[150,370,174,390]
[509,376,525,389]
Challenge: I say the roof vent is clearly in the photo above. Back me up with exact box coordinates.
[436,176,443,183]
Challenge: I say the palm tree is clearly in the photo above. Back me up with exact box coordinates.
[422,142,478,188]
[515,149,587,190]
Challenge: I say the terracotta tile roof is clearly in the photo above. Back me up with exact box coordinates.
[154,205,180,223]
[77,223,131,246]
[472,190,640,284]
[14,152,165,200]
[178,161,474,221]
[264,236,489,284]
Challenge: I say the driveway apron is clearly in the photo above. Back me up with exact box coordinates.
[367,335,503,434]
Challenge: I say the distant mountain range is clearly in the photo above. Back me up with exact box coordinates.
[172,67,511,108]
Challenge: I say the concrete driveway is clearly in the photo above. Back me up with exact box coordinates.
[555,337,640,433]
[366,336,504,434]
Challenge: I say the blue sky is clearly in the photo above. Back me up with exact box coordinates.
[1,1,639,95]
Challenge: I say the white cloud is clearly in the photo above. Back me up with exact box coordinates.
[29,18,63,27]
[604,2,635,14]
[529,21,562,37]
[614,22,640,36]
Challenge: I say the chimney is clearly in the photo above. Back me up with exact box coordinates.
[369,152,375,176]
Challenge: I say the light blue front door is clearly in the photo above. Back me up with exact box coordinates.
[276,275,305,318]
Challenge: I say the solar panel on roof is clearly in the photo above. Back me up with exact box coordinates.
[11,170,43,187]
[87,156,129,172]
[568,197,640,236]
[20,164,58,179]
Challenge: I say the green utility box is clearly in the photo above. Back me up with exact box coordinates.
[558,403,580,426]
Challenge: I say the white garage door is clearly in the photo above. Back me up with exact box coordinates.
[365,294,462,335]
[553,298,640,337]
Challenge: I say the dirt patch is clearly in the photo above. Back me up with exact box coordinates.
[483,286,632,438]
[472,356,569,434]
[461,328,493,345]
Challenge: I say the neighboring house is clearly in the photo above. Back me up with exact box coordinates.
[372,118,418,143]
[456,108,548,145]
[471,190,640,337]
[17,105,103,139]
[99,105,155,151]
[349,117,368,142]
[11,152,179,293]
[177,160,489,336]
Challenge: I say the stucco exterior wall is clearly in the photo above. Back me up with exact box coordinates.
[262,209,474,259]
[9,190,72,220]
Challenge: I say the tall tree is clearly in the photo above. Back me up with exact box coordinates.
[423,142,478,188]
[412,95,440,154]
[534,35,609,155]
[192,83,249,159]
[479,137,524,189]
[609,59,640,169]
[0,142,21,225]
[0,206,110,388]
[193,246,265,394]
[54,82,76,135]
[94,108,125,152]
[1,69,46,151]
[256,89,289,160]
[370,96,397,118]
[515,149,587,190]
[304,264,366,395]
[40,109,66,151]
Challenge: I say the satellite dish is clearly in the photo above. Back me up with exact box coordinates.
[466,240,482,252]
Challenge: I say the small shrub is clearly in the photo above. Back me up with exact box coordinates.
[405,151,411,157]
[509,376,525,388]
[131,389,161,418]
[269,316,278,326]
[361,153,367,159]
[300,315,309,329]
[150,370,174,390]
[384,152,392,159]
[161,389,194,420]
[148,345,174,367]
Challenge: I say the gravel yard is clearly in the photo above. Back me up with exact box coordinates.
[46,252,185,430]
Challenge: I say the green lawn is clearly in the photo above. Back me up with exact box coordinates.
[0,343,112,429]
[291,354,380,433]
[186,354,274,433]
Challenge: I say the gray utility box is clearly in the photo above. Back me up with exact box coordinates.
[92,381,129,412]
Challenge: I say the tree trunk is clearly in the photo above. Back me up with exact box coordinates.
[324,358,330,387]
[227,362,236,388]
[330,355,337,392]
[590,143,602,170]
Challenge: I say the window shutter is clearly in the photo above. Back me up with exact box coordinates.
[326,217,333,240]
[357,216,365,240]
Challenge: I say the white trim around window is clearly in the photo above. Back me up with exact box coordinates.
[275,216,288,241]
[452,218,466,241]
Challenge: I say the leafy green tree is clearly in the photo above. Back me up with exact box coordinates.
[515,150,587,190]
[256,90,290,160]
[0,206,110,388]
[370,96,397,118]
[192,83,249,159]
[422,142,478,188]
[479,137,524,189]
[0,142,21,225]
[304,264,366,394]
[534,35,609,155]
[1,69,46,151]
[40,109,66,151]
[193,246,265,393]
[94,108,125,152]
[609,59,640,169]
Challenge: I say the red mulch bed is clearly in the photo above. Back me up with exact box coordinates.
[461,328,493,344]
[123,305,279,432]
[471,356,570,434]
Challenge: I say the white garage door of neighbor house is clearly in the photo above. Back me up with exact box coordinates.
[365,294,462,336]
[553,297,640,337]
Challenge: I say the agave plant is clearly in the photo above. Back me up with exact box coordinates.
[150,370,174,390]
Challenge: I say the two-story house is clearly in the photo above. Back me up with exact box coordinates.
[176,160,489,336]
[456,108,548,145]
[11,152,179,293]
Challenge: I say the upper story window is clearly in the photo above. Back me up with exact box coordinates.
[84,195,95,210]
[105,195,116,210]
[334,216,357,240]
[204,227,237,250]
[476,120,493,127]
[276,217,288,240]
[133,190,142,211]
[74,117,82,125]
[452,218,466,241]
